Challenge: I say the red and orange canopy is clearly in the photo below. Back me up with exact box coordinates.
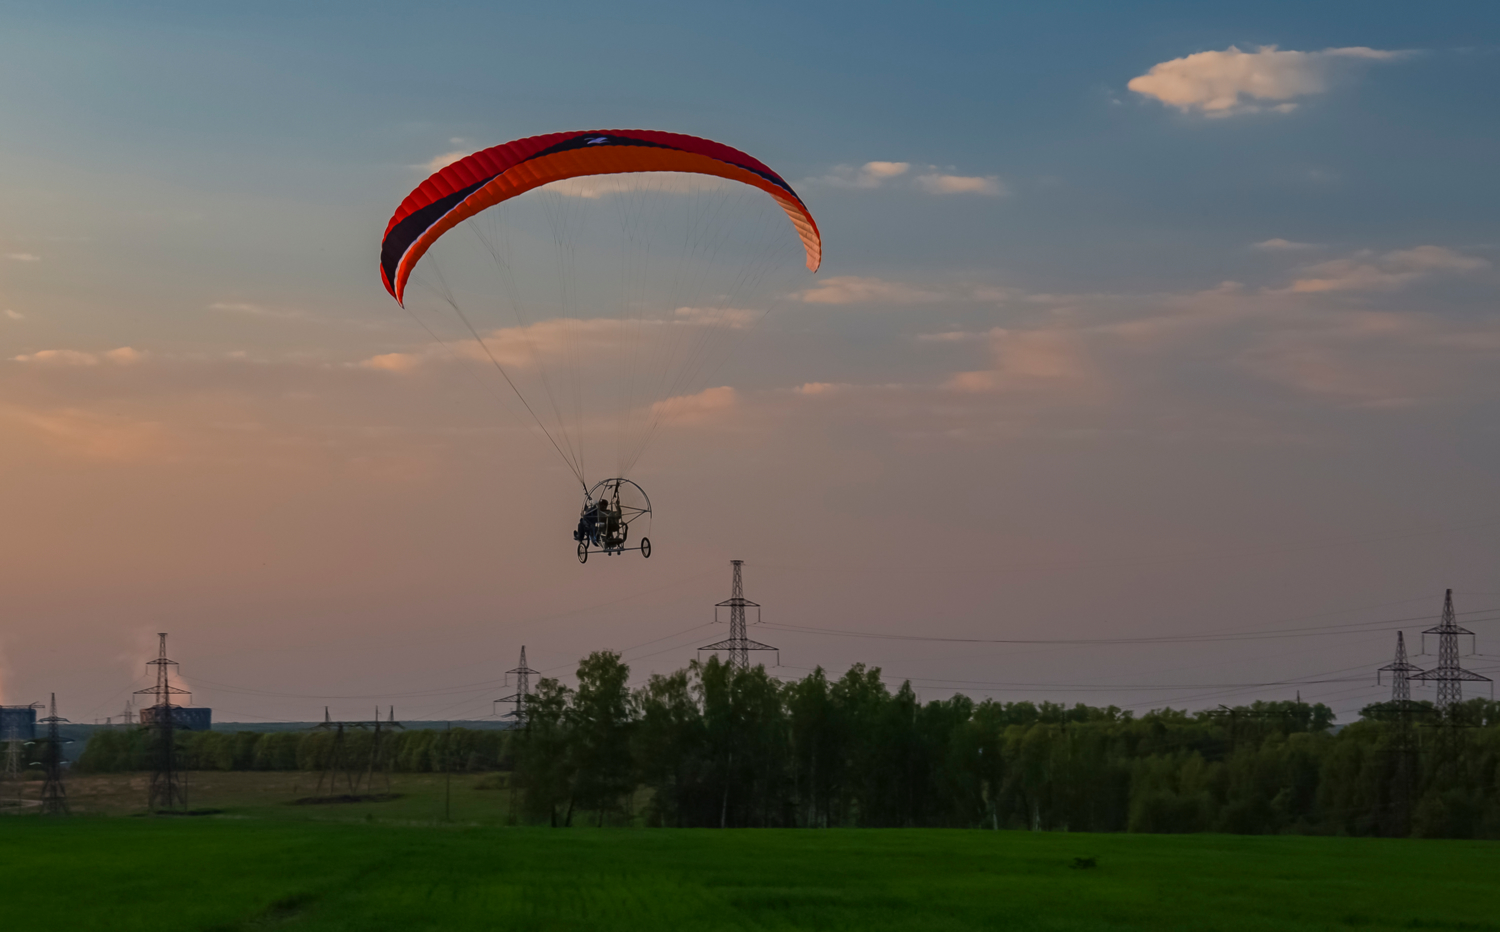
[380,129,821,305]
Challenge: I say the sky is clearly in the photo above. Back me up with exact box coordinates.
[2,0,1499,724]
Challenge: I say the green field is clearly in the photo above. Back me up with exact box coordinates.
[3,774,1498,931]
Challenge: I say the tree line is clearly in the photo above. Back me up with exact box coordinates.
[75,653,1500,837]
[78,724,507,774]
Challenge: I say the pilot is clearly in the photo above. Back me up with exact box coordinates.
[576,500,603,545]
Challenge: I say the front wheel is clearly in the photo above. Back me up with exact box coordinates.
[640,537,651,559]
[577,541,589,564]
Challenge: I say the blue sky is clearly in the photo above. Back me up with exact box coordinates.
[2,1,1498,722]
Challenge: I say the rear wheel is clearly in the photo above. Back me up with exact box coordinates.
[640,537,652,559]
[577,541,589,564]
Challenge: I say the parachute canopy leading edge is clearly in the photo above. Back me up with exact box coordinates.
[380,129,822,306]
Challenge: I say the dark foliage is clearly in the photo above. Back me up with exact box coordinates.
[76,657,1500,837]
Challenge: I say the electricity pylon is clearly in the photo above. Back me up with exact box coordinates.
[700,560,778,671]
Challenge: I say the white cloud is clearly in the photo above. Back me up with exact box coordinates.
[946,329,1099,396]
[796,276,947,305]
[809,161,912,189]
[914,174,1006,196]
[12,347,144,366]
[1253,238,1322,251]
[808,162,1006,197]
[359,316,684,374]
[1283,245,1488,293]
[416,150,470,172]
[207,301,307,321]
[360,352,424,373]
[1127,45,1410,116]
[650,385,737,424]
[917,331,988,343]
[104,347,144,365]
[795,382,850,395]
[4,253,41,262]
[13,349,99,365]
[673,306,759,329]
[4,309,23,321]
[2,405,174,461]
[1383,245,1490,273]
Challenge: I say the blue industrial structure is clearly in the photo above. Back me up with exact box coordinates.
[1,705,38,742]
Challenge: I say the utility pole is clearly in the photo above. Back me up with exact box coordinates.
[1413,590,1491,709]
[135,633,192,811]
[37,694,70,816]
[700,560,778,671]
[495,647,539,723]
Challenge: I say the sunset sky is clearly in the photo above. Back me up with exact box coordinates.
[2,1,1498,724]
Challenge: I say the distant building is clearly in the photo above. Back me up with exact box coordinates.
[138,707,212,731]
[1,705,38,742]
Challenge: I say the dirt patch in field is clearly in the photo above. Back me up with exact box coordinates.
[291,793,404,806]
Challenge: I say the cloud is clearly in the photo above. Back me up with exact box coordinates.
[946,329,1098,396]
[1253,238,1322,251]
[4,310,23,321]
[807,162,1007,197]
[359,352,424,373]
[12,347,144,366]
[796,382,850,395]
[673,306,759,329]
[1282,245,1488,293]
[416,151,470,172]
[808,161,912,189]
[1127,45,1410,116]
[649,385,737,424]
[358,315,734,374]
[914,174,1006,196]
[796,276,947,305]
[104,347,144,365]
[917,331,989,343]
[2,405,174,461]
[4,253,41,262]
[12,349,101,366]
[1383,246,1490,273]
[207,301,313,322]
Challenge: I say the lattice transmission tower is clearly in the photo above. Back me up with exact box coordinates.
[495,646,539,723]
[700,560,777,671]
[135,633,192,811]
[36,693,70,816]
[1377,631,1424,703]
[313,707,402,797]
[1413,590,1491,709]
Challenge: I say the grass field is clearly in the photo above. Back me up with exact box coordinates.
[2,774,1497,931]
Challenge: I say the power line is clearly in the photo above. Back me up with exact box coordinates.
[762,607,1499,647]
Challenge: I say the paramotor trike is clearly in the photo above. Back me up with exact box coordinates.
[574,478,652,563]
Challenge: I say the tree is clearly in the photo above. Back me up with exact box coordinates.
[514,677,574,825]
[568,651,634,825]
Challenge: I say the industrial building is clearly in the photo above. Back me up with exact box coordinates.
[1,705,38,742]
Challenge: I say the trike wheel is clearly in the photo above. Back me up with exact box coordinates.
[640,537,652,559]
[577,541,589,564]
